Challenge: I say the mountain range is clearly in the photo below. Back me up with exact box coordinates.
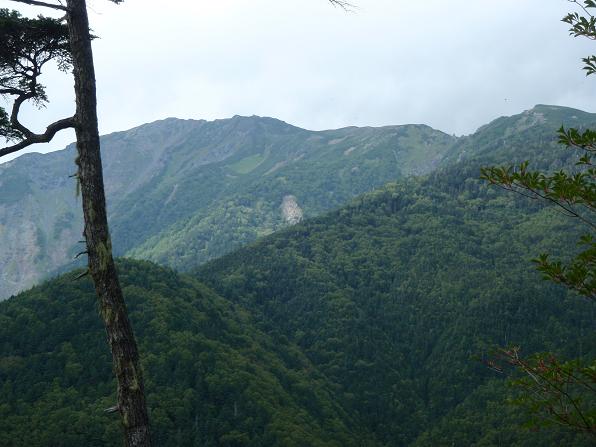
[0,104,594,445]
[2,104,592,300]
[0,114,456,299]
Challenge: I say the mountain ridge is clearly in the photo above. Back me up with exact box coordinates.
[1,113,457,299]
[1,103,592,167]
[2,104,595,300]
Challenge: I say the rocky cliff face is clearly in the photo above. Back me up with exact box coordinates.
[281,195,303,225]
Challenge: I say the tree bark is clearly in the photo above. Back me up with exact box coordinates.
[65,1,152,445]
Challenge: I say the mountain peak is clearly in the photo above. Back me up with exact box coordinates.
[530,103,585,113]
[525,104,596,122]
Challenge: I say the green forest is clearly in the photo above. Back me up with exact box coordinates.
[0,261,362,446]
[0,1,595,445]
[1,104,594,445]
[197,143,594,446]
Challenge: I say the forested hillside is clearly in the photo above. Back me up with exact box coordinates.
[197,139,595,445]
[123,105,596,274]
[0,116,454,299]
[0,260,368,446]
[2,155,593,445]
[1,104,595,445]
[122,121,452,271]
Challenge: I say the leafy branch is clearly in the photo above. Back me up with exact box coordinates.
[480,1,596,435]
[533,235,596,301]
[492,348,596,436]
[563,1,596,73]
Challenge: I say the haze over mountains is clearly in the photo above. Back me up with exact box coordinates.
[1,104,594,446]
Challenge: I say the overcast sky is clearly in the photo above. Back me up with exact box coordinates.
[1,0,595,162]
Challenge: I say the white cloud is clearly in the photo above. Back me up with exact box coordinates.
[1,0,595,162]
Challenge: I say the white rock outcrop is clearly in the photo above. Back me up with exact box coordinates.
[280,195,303,225]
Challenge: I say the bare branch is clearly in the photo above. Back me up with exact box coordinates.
[0,115,74,158]
[328,0,354,10]
[72,269,89,281]
[8,0,68,11]
[10,92,37,138]
[74,250,88,259]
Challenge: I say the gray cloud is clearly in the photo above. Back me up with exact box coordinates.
[1,0,595,162]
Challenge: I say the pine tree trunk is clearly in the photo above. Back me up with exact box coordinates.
[65,1,152,445]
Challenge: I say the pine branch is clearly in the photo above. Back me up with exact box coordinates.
[328,0,354,10]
